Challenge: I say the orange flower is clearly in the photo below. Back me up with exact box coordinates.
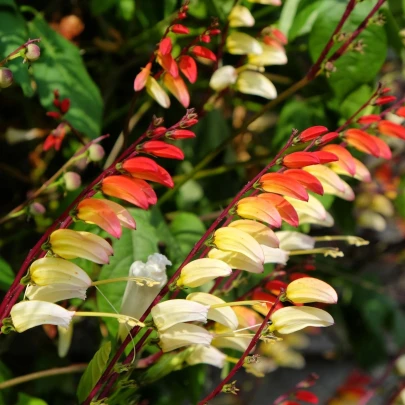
[322,144,356,176]
[283,169,324,195]
[156,52,179,78]
[134,63,152,91]
[178,55,197,83]
[311,150,338,164]
[76,198,135,238]
[357,114,381,124]
[258,193,299,227]
[259,173,309,201]
[345,129,391,159]
[236,196,282,227]
[298,126,328,142]
[163,72,190,108]
[140,141,184,160]
[101,175,157,209]
[121,157,174,187]
[282,152,320,168]
[378,120,405,140]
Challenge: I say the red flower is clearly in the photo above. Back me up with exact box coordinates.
[43,124,66,151]
[191,45,217,61]
[378,120,405,140]
[178,55,197,83]
[258,194,299,227]
[282,152,320,168]
[284,169,324,195]
[374,95,396,105]
[166,129,195,139]
[298,126,329,142]
[171,24,189,34]
[357,114,381,124]
[141,141,184,160]
[259,173,309,201]
[159,37,172,55]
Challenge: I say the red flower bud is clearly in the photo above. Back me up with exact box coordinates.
[378,120,405,140]
[53,99,60,108]
[201,35,211,43]
[46,111,62,120]
[180,118,198,128]
[311,150,338,164]
[159,37,172,55]
[289,273,310,281]
[171,24,189,34]
[295,390,318,404]
[282,152,320,168]
[381,87,391,94]
[357,114,381,124]
[318,131,339,145]
[191,46,216,61]
[60,98,70,114]
[178,55,197,83]
[298,126,329,142]
[210,29,221,35]
[141,140,184,160]
[396,106,405,117]
[166,129,195,139]
[150,126,167,137]
[374,95,396,105]
[178,11,187,19]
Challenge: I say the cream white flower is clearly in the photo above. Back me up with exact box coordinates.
[151,299,208,331]
[120,253,171,339]
[26,283,87,302]
[275,231,315,251]
[226,32,262,55]
[209,65,238,92]
[58,323,74,358]
[229,220,279,248]
[158,323,213,352]
[286,277,338,304]
[177,258,232,288]
[261,246,289,265]
[186,345,226,368]
[10,301,75,332]
[187,292,238,330]
[212,334,252,352]
[236,71,277,99]
[229,5,255,27]
[248,43,287,67]
[208,248,264,273]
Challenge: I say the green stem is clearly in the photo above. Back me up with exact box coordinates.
[91,277,158,287]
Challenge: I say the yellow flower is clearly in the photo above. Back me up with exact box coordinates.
[212,334,252,352]
[236,71,277,99]
[158,323,213,352]
[186,345,226,368]
[228,219,279,248]
[229,5,255,27]
[177,258,232,288]
[187,292,238,330]
[48,229,113,264]
[270,306,334,334]
[226,32,262,55]
[236,196,282,228]
[151,299,208,331]
[213,227,265,264]
[209,65,238,91]
[26,283,87,302]
[146,76,170,108]
[208,248,263,273]
[275,231,315,251]
[10,301,75,332]
[286,277,338,304]
[248,43,287,67]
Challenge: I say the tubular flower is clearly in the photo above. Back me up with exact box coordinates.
[120,254,170,339]
[378,120,405,140]
[134,62,152,91]
[212,334,252,352]
[286,277,338,304]
[259,173,309,201]
[345,129,392,159]
[282,152,320,168]
[178,55,197,83]
[158,323,213,352]
[297,126,329,142]
[226,31,262,55]
[334,157,371,182]
[28,257,91,288]
[213,227,265,265]
[26,284,87,302]
[101,175,157,209]
[236,71,277,99]
[357,114,381,124]
[156,51,178,78]
[140,140,184,160]
[322,144,356,176]
[284,169,324,195]
[186,345,226,368]
[48,229,113,264]
[146,76,170,108]
[311,151,339,164]
[236,196,282,227]
[285,195,334,227]
[208,248,264,273]
[121,156,174,187]
[261,246,289,265]
[151,299,209,331]
[209,65,238,92]
[191,46,217,62]
[275,231,315,251]
[177,258,232,288]
[248,43,287,67]
[229,5,255,27]
[76,198,135,238]
[270,307,334,334]
[228,219,279,248]
[187,292,238,330]
[258,194,299,227]
[10,301,75,332]
[163,72,190,108]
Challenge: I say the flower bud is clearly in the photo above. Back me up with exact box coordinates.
[25,44,41,61]
[88,144,105,162]
[29,202,46,216]
[0,68,13,89]
[63,172,81,191]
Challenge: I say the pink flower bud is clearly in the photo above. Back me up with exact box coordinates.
[63,172,81,191]
[29,202,46,216]
[0,68,13,88]
[25,44,41,61]
[88,144,105,162]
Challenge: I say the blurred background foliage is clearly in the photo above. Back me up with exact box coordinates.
[1,0,405,404]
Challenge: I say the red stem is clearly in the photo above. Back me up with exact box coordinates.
[198,295,282,404]
[387,379,405,405]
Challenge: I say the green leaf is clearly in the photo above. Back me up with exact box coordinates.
[279,0,301,37]
[117,0,136,21]
[27,13,103,138]
[0,257,14,291]
[90,0,117,15]
[0,0,33,96]
[309,1,387,100]
[16,393,48,405]
[96,209,160,336]
[77,341,111,403]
